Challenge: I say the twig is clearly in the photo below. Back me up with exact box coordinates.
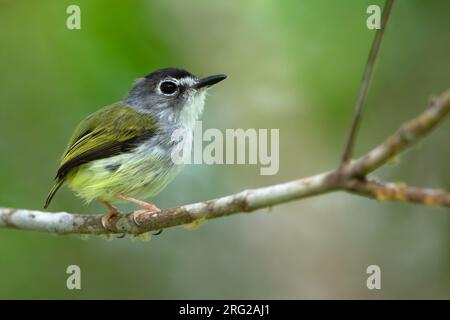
[1,88,449,235]
[344,180,450,207]
[341,0,395,164]
[343,89,450,177]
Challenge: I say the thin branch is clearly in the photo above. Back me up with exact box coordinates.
[0,171,336,235]
[344,179,450,207]
[1,88,449,236]
[341,0,395,164]
[344,89,450,177]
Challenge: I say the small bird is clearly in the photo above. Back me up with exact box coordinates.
[44,68,226,226]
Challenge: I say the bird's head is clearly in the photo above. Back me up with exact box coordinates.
[126,67,227,129]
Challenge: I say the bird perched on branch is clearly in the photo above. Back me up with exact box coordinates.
[44,68,227,227]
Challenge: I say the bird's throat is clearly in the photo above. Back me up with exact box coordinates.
[179,91,207,130]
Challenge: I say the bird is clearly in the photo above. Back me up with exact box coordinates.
[44,67,227,227]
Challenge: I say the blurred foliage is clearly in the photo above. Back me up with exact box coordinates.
[0,0,449,299]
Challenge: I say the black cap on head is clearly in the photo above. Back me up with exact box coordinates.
[145,68,195,81]
[126,67,226,112]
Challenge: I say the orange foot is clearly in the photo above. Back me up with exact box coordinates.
[98,199,122,230]
[115,194,160,212]
[115,194,161,227]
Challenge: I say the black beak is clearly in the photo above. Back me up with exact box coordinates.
[194,74,227,89]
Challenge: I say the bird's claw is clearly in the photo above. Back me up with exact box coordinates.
[131,210,146,227]
[131,208,162,234]
[101,211,124,233]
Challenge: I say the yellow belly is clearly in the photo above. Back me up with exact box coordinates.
[66,151,181,203]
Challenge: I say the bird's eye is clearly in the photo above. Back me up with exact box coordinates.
[159,81,178,95]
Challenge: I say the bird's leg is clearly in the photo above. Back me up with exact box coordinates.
[115,194,161,227]
[98,199,122,230]
[115,194,160,212]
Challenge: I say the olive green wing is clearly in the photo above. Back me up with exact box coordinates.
[44,102,156,208]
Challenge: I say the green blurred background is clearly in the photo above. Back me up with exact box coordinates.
[0,0,449,299]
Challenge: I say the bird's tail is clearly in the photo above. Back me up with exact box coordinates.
[44,179,64,209]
